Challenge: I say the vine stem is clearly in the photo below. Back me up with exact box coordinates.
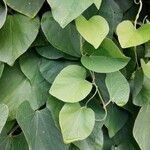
[133,0,143,68]
[134,0,143,28]
[79,36,111,120]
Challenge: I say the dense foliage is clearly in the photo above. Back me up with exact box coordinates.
[0,0,150,149]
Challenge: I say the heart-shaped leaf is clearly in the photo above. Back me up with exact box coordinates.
[6,0,44,18]
[75,15,109,49]
[141,59,150,79]
[50,65,92,103]
[0,104,9,134]
[104,104,128,137]
[117,20,150,48]
[47,0,94,28]
[0,0,7,29]
[81,38,130,73]
[0,64,31,119]
[16,101,69,150]
[41,12,81,57]
[0,14,40,65]
[59,103,95,143]
[105,71,130,106]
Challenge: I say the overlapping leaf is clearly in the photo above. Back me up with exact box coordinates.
[59,103,95,143]
[0,14,40,65]
[81,38,130,73]
[50,65,92,103]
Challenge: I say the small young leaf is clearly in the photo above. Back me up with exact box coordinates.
[117,21,150,48]
[50,65,92,103]
[59,103,95,143]
[75,15,109,49]
[105,71,130,106]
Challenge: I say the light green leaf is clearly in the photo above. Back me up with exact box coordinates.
[41,12,81,57]
[141,59,150,79]
[94,0,102,9]
[16,101,69,150]
[0,104,9,133]
[6,0,44,18]
[81,38,130,73]
[47,0,94,28]
[117,21,150,48]
[133,103,150,150]
[59,103,95,143]
[105,71,130,106]
[0,14,40,65]
[105,104,128,138]
[75,15,109,49]
[50,65,92,103]
[0,64,31,119]
[0,0,7,29]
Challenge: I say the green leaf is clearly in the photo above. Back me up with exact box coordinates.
[41,12,81,57]
[6,0,44,18]
[117,21,150,48]
[0,64,31,119]
[141,59,150,79]
[16,101,69,150]
[81,38,130,73]
[0,62,4,78]
[0,0,7,29]
[20,51,50,109]
[0,132,28,150]
[133,103,150,150]
[0,14,40,65]
[47,0,95,28]
[74,122,103,150]
[39,58,78,83]
[36,45,67,60]
[50,65,92,103]
[98,0,123,36]
[133,76,150,106]
[47,95,64,128]
[0,104,9,133]
[75,15,109,49]
[104,104,128,138]
[145,42,150,57]
[105,71,130,106]
[59,103,95,143]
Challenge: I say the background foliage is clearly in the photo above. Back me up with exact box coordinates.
[0,0,150,149]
